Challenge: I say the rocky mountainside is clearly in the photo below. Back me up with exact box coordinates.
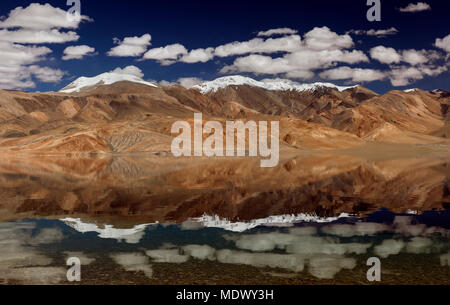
[0,74,448,155]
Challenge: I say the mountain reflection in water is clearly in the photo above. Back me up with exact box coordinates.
[0,154,449,284]
[0,153,449,223]
[0,210,449,284]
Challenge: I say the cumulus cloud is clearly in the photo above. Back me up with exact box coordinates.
[0,42,62,89]
[218,27,368,79]
[257,28,298,37]
[107,34,152,57]
[142,26,371,82]
[401,49,430,66]
[180,48,214,63]
[0,42,51,66]
[389,65,447,86]
[370,46,402,64]
[0,29,79,44]
[369,46,445,85]
[62,45,96,60]
[221,54,292,75]
[435,34,450,53]
[176,77,205,88]
[399,2,431,13]
[110,65,145,78]
[389,66,426,86]
[304,26,354,50]
[320,67,387,83]
[0,3,92,30]
[214,35,302,57]
[27,65,65,83]
[143,43,188,65]
[221,49,368,78]
[0,3,92,90]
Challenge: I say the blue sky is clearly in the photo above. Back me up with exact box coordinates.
[1,0,449,93]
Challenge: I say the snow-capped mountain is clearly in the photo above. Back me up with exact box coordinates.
[193,75,357,94]
[60,72,157,93]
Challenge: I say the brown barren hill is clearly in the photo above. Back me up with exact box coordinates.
[0,75,448,154]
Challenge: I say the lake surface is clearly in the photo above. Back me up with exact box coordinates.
[0,153,449,284]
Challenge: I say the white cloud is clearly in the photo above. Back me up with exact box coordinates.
[401,49,429,66]
[143,43,188,64]
[0,42,61,89]
[110,65,145,78]
[27,65,65,83]
[218,27,367,79]
[62,45,96,60]
[257,28,298,37]
[214,35,302,57]
[319,66,387,82]
[142,26,365,81]
[399,2,431,13]
[435,34,450,53]
[389,66,424,86]
[0,3,92,30]
[285,49,369,69]
[370,46,402,64]
[107,34,151,57]
[371,46,443,67]
[221,54,293,75]
[180,48,214,63]
[176,77,205,88]
[0,29,79,44]
[222,49,368,78]
[0,3,92,90]
[0,42,51,66]
[386,65,446,87]
[348,27,398,37]
[0,63,65,90]
[303,26,354,50]
[420,65,448,77]
[158,77,205,88]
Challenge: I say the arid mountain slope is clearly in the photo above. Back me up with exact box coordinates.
[0,78,449,154]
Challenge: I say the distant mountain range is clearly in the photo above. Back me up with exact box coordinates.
[0,71,448,155]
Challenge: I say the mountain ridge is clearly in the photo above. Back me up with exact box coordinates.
[0,73,447,155]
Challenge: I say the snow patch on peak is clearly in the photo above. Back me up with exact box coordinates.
[60,71,157,93]
[193,75,357,94]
